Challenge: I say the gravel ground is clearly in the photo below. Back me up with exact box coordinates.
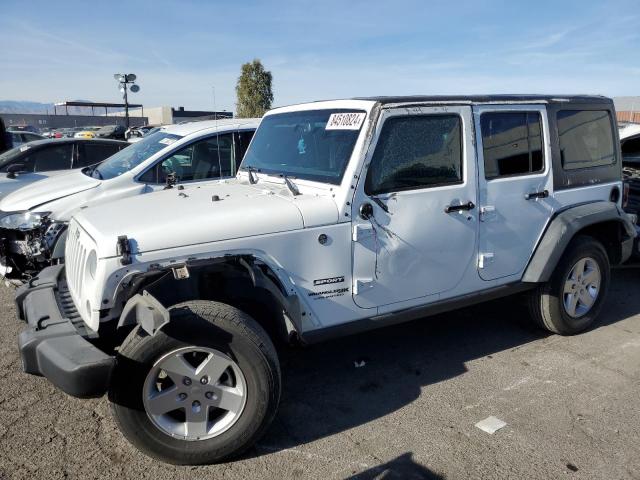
[0,268,639,480]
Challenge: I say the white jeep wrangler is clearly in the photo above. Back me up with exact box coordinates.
[16,95,636,465]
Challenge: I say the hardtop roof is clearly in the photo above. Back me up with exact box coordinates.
[357,94,613,106]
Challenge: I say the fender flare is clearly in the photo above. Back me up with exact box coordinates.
[115,255,303,341]
[522,201,635,283]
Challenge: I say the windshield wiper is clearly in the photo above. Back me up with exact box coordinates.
[282,175,301,196]
[86,164,103,179]
[241,165,259,184]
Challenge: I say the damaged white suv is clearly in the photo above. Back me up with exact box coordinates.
[17,96,636,464]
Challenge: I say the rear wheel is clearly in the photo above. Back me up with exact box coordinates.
[528,235,610,335]
[109,300,280,465]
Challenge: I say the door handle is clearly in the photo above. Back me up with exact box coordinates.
[525,190,549,200]
[444,201,475,213]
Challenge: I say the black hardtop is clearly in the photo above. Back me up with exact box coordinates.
[357,94,613,106]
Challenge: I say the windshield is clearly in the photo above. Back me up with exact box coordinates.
[90,131,180,180]
[241,109,366,184]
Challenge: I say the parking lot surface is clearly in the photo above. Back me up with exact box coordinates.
[0,268,639,480]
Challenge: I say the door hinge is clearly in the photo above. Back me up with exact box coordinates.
[353,278,374,295]
[352,224,374,242]
[478,253,495,269]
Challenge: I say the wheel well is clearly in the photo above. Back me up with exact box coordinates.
[576,220,625,264]
[121,257,298,347]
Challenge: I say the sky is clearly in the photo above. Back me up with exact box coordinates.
[1,0,639,113]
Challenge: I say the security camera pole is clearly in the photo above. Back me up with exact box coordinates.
[113,73,141,128]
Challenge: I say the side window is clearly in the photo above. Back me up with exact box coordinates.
[480,112,544,179]
[29,144,74,172]
[557,110,615,170]
[365,115,462,195]
[139,133,236,184]
[622,135,640,164]
[76,143,122,168]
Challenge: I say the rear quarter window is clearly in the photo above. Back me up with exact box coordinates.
[557,110,616,170]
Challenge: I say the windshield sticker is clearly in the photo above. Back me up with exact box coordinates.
[20,145,30,152]
[159,138,177,146]
[326,112,366,130]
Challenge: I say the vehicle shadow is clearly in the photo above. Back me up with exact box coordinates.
[248,268,640,459]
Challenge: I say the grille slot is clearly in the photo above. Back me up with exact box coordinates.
[64,219,96,325]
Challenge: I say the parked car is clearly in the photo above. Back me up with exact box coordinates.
[14,95,635,464]
[95,125,126,140]
[8,130,45,147]
[620,123,640,255]
[0,118,258,279]
[74,127,101,139]
[0,138,128,201]
[6,125,38,133]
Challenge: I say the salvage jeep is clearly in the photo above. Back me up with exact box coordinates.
[0,118,258,280]
[16,96,636,464]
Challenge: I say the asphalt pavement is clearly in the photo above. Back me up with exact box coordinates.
[0,268,639,479]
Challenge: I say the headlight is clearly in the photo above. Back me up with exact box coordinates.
[0,211,50,231]
[86,249,97,280]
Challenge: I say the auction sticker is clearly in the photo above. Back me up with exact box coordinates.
[326,112,366,130]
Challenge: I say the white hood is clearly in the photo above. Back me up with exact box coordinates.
[0,169,100,212]
[0,170,71,202]
[74,180,339,258]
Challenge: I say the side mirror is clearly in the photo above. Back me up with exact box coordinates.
[6,163,25,179]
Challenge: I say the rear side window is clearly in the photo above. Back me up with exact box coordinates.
[76,143,123,168]
[480,112,544,179]
[557,110,615,170]
[365,115,462,195]
[29,144,74,172]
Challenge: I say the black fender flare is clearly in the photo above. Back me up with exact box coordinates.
[522,201,636,283]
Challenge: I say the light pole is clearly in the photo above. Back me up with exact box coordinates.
[113,73,140,128]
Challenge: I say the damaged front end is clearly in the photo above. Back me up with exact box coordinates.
[0,211,67,281]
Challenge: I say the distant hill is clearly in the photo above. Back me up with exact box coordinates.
[0,100,122,115]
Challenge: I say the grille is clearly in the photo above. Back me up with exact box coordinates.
[64,219,95,324]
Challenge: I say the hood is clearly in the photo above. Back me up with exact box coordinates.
[0,169,101,212]
[0,170,71,201]
[74,180,339,258]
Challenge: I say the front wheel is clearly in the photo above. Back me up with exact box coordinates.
[528,235,610,335]
[108,301,281,465]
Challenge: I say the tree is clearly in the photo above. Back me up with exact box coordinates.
[235,59,274,118]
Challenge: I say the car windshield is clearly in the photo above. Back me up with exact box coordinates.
[241,109,366,184]
[89,131,181,180]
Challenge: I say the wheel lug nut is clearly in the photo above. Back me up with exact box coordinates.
[205,391,217,400]
[183,377,192,386]
[178,393,187,401]
[200,376,209,385]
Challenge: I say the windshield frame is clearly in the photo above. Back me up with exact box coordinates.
[240,108,367,185]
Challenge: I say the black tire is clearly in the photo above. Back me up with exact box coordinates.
[528,235,610,335]
[108,300,281,465]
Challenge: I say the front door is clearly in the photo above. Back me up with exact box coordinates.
[351,106,478,309]
[474,105,554,281]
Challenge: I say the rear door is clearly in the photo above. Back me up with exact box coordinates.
[474,105,554,281]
